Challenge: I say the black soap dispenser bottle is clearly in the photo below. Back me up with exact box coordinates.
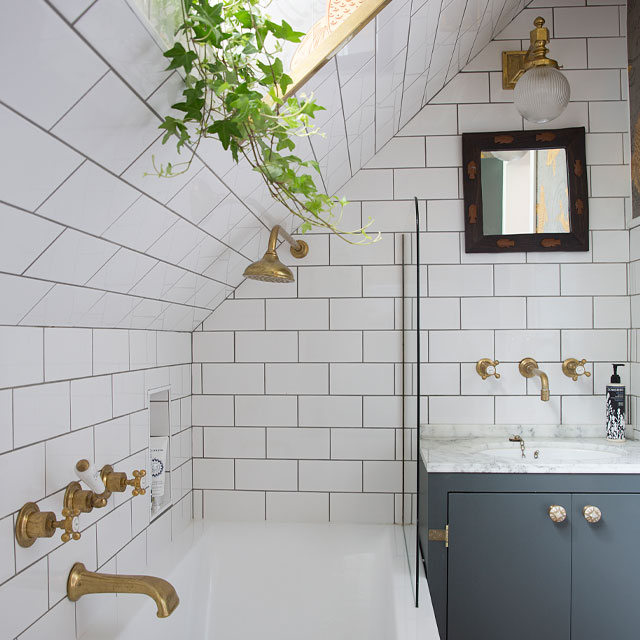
[606,363,626,441]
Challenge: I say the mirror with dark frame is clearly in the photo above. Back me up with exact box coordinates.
[462,127,589,253]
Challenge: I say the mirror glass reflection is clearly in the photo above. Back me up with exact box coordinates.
[480,148,569,235]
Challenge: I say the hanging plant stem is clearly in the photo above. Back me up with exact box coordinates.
[152,0,378,244]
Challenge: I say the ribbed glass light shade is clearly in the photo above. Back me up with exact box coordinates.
[513,66,570,124]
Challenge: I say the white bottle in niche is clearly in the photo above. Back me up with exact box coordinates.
[150,436,169,511]
[606,363,626,441]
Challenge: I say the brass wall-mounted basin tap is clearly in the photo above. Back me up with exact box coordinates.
[67,563,179,618]
[519,357,550,401]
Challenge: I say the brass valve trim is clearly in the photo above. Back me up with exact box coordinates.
[476,358,500,380]
[562,358,591,382]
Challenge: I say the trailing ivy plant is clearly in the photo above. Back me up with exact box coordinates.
[154,0,377,243]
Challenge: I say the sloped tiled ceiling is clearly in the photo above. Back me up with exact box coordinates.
[0,0,526,331]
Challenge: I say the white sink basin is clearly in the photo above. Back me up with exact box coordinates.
[479,446,627,463]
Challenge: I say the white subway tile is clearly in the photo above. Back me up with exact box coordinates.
[429,265,493,296]
[589,101,629,133]
[495,330,561,361]
[19,593,77,640]
[591,165,631,198]
[592,230,629,263]
[431,72,489,103]
[266,299,328,330]
[458,103,523,133]
[461,297,526,329]
[362,201,421,234]
[420,232,461,264]
[0,444,44,518]
[362,265,403,297]
[561,329,627,361]
[330,493,394,523]
[587,37,627,69]
[561,263,627,295]
[97,502,132,565]
[129,331,157,370]
[299,460,362,491]
[590,198,625,230]
[527,297,593,329]
[265,364,328,395]
[427,200,464,232]
[95,417,130,468]
[299,396,362,427]
[266,492,329,522]
[298,266,362,298]
[398,104,458,136]
[418,363,460,395]
[71,375,112,429]
[394,168,459,199]
[562,395,604,424]
[420,298,461,329]
[235,459,297,491]
[193,459,234,489]
[363,396,402,428]
[203,426,265,458]
[593,296,630,328]
[330,233,395,265]
[365,137,425,168]
[202,364,264,395]
[192,332,234,362]
[330,363,395,395]
[157,333,190,366]
[554,6,620,37]
[586,133,624,166]
[0,391,11,453]
[300,331,363,362]
[267,428,330,459]
[112,370,145,416]
[429,330,494,362]
[46,427,94,495]
[330,299,394,330]
[14,382,70,447]
[0,327,43,389]
[0,559,48,639]
[425,136,463,167]
[235,395,297,427]
[44,328,92,382]
[203,299,265,331]
[203,490,265,520]
[363,461,402,492]
[495,396,561,424]
[363,331,402,362]
[342,169,394,200]
[331,428,395,460]
[563,69,620,101]
[494,264,560,296]
[429,396,494,424]
[93,329,129,375]
[461,361,527,395]
[235,331,298,363]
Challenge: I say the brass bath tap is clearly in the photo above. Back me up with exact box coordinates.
[67,563,179,618]
[519,358,550,401]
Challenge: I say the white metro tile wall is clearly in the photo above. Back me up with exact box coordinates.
[192,0,633,526]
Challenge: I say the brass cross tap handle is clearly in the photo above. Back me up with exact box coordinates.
[476,358,500,380]
[126,470,147,496]
[54,507,81,542]
[562,358,591,381]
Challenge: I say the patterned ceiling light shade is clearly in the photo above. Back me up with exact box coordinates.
[514,65,570,124]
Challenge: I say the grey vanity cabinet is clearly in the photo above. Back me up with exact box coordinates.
[447,492,572,640]
[419,469,640,640]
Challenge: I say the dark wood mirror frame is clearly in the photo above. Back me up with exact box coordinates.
[462,126,589,253]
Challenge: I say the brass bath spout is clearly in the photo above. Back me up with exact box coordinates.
[67,563,179,618]
[519,357,550,401]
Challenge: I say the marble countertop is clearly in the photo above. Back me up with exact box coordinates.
[420,425,640,474]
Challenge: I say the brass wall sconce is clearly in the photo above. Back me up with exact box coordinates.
[502,17,570,123]
[243,225,309,283]
[15,460,147,548]
[562,358,591,381]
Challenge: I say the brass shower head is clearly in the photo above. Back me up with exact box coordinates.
[243,225,309,283]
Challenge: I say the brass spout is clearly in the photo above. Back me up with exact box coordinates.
[519,357,550,401]
[67,563,179,618]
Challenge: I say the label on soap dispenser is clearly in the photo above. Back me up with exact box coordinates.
[606,385,626,440]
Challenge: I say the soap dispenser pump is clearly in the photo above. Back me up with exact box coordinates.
[606,363,626,441]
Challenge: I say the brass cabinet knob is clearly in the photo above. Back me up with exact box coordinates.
[583,505,602,524]
[548,505,567,523]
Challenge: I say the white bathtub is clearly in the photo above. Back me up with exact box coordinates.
[84,522,439,639]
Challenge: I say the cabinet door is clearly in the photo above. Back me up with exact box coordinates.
[448,492,571,640]
[571,494,640,640]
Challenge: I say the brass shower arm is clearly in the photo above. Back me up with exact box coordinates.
[268,225,309,259]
